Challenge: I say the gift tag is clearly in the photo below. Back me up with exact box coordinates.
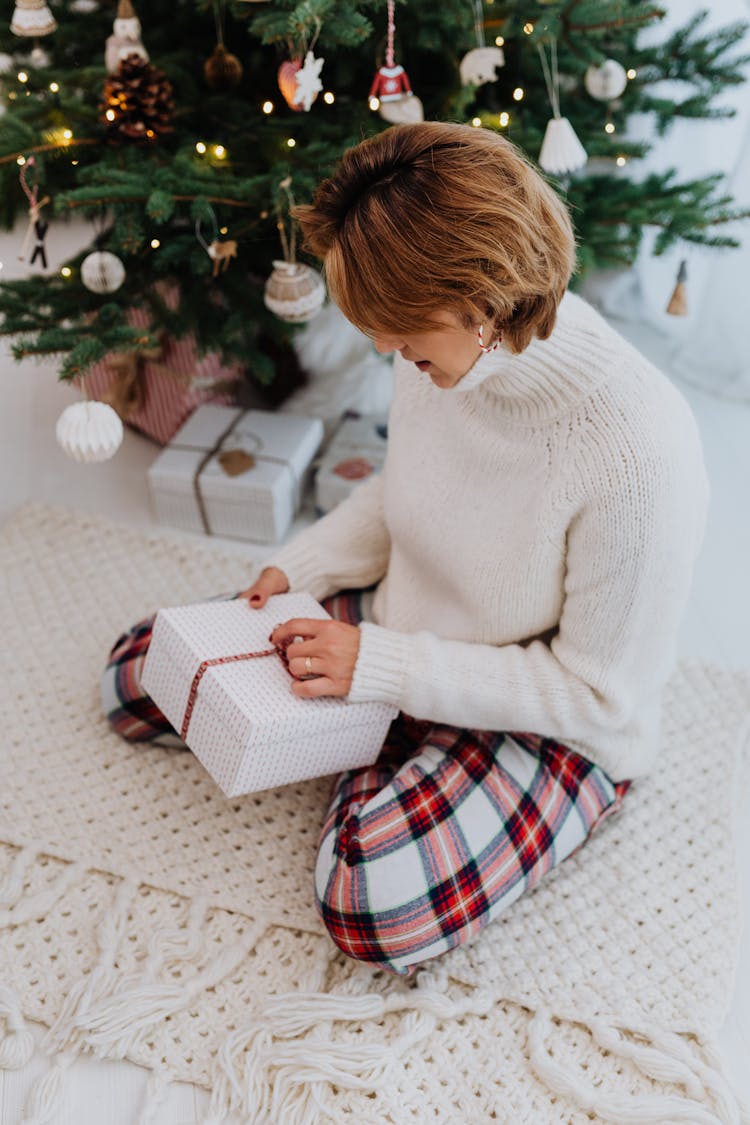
[218,449,256,476]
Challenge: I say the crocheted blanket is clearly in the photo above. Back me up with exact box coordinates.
[1,504,749,1125]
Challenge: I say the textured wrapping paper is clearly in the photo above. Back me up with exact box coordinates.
[141,592,398,796]
[315,412,389,515]
[147,404,324,543]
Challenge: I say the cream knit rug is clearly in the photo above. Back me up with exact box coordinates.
[1,503,749,1125]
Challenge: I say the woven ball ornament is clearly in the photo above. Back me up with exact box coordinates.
[584,59,628,102]
[56,401,124,462]
[80,250,126,293]
[264,260,325,323]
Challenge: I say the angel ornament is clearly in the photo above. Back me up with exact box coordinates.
[18,156,50,268]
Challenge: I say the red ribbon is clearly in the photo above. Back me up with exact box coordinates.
[180,640,292,741]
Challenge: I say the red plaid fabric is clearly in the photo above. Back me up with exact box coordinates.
[102,586,629,977]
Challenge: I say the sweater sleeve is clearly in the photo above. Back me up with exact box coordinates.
[347,439,709,778]
[263,471,391,601]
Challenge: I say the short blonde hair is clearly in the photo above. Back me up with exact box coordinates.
[294,121,578,355]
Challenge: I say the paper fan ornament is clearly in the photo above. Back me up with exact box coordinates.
[460,0,504,87]
[56,400,124,462]
[537,39,587,175]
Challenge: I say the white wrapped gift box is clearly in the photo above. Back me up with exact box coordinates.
[148,404,324,543]
[315,413,388,515]
[141,592,398,796]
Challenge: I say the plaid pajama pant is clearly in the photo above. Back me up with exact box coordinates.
[102,587,630,977]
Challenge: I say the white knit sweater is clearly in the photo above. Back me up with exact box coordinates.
[269,292,709,781]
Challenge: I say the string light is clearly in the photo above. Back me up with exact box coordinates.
[495,36,504,47]
[8,92,16,101]
[146,129,155,138]
[627,68,637,80]
[323,91,335,104]
[471,117,482,127]
[499,112,510,127]
[16,155,25,166]
[63,128,73,141]
[369,96,380,111]
[260,210,269,219]
[49,81,59,92]
[195,141,207,154]
[262,100,274,114]
[287,137,296,148]
[214,144,226,158]
[61,266,72,277]
[71,160,78,165]
[17,71,28,83]
[523,22,534,35]
[616,155,627,167]
[605,122,615,134]
[105,109,116,121]
[512,87,524,101]
[150,238,160,248]
[219,226,228,235]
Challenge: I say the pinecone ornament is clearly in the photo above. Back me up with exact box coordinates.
[101,53,174,142]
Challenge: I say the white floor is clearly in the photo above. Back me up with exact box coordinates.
[1,313,750,1123]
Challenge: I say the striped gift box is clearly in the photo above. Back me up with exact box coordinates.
[81,289,244,446]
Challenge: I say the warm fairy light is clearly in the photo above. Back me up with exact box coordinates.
[287,137,296,147]
[146,129,155,138]
[16,155,25,165]
[219,226,228,235]
[260,210,269,219]
[499,111,510,127]
[471,117,482,127]
[150,238,160,248]
[195,141,207,154]
[61,266,72,277]
[627,68,637,80]
[214,144,226,158]
[523,22,534,34]
[105,109,116,121]
[71,160,78,165]
[49,81,59,92]
[369,96,380,111]
[8,91,17,100]
[616,155,627,167]
[17,71,28,83]
[495,36,505,47]
[262,100,274,114]
[323,91,335,104]
[605,122,615,134]
[62,128,73,140]
[512,87,524,101]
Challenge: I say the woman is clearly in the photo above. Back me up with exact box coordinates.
[104,122,709,978]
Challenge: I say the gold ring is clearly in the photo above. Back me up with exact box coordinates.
[305,656,313,674]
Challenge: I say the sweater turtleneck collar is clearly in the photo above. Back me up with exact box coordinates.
[439,291,618,424]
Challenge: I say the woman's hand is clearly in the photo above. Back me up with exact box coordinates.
[239,566,290,608]
[270,618,361,698]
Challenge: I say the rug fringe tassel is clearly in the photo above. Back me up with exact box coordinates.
[135,1066,174,1125]
[76,914,270,1058]
[19,1051,75,1125]
[208,965,495,1122]
[0,984,35,1069]
[0,846,36,910]
[528,1005,743,1124]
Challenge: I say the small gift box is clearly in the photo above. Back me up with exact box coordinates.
[147,404,324,543]
[141,593,398,796]
[315,412,388,515]
[82,300,243,446]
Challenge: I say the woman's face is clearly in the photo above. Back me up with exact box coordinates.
[371,310,483,389]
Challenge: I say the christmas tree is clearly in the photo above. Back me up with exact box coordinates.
[0,0,748,396]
